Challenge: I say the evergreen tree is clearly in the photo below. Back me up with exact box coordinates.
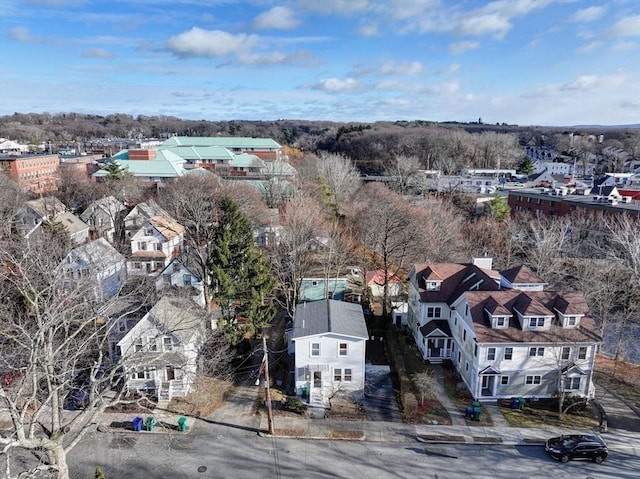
[102,158,128,180]
[516,156,535,175]
[208,197,275,343]
[484,194,510,222]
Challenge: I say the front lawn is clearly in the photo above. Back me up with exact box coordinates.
[499,398,600,429]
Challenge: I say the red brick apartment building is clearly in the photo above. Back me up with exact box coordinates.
[0,154,60,194]
[507,187,640,218]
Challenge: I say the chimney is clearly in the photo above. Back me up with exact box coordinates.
[472,257,493,270]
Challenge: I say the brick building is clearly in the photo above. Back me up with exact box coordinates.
[0,154,60,194]
[507,187,640,218]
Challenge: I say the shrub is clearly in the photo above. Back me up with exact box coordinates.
[282,396,308,414]
[403,393,418,419]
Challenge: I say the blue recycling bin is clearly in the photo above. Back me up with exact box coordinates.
[132,416,143,432]
[510,397,519,409]
[465,405,474,419]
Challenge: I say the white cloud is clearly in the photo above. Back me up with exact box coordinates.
[166,28,259,58]
[82,48,115,59]
[611,40,637,51]
[301,0,370,16]
[312,77,361,92]
[568,6,606,23]
[560,73,625,92]
[455,13,512,38]
[608,15,640,37]
[449,40,479,54]
[439,64,461,74]
[576,41,603,53]
[7,27,35,42]
[380,60,423,75]
[479,0,554,19]
[253,6,299,30]
[358,24,379,37]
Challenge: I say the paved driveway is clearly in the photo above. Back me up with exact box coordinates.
[362,365,402,422]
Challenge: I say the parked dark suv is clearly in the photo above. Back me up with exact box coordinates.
[545,434,608,463]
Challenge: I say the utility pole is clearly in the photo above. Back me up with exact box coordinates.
[262,334,275,436]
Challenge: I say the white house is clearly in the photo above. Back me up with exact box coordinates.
[127,214,184,276]
[290,299,368,408]
[155,257,206,309]
[116,295,207,400]
[80,196,126,243]
[406,258,600,401]
[58,237,126,300]
[123,200,170,240]
[366,269,403,298]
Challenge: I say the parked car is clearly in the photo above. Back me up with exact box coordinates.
[545,434,608,463]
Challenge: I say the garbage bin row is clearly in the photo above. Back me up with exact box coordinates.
[510,396,526,410]
[131,416,187,432]
[464,401,482,421]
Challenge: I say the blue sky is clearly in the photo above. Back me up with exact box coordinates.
[1,0,639,126]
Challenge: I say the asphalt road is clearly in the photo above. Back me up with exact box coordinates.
[64,424,640,479]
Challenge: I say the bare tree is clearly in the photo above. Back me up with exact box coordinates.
[314,152,361,218]
[355,184,426,317]
[384,154,422,195]
[412,371,437,407]
[0,230,229,478]
[0,174,24,239]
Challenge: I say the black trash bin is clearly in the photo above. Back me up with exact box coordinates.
[132,416,143,432]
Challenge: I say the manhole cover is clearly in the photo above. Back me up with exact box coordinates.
[198,466,207,473]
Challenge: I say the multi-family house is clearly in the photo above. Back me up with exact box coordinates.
[14,196,66,239]
[289,299,368,407]
[155,257,206,309]
[123,200,170,240]
[116,295,207,400]
[127,214,184,276]
[80,196,127,243]
[58,237,126,300]
[407,258,600,401]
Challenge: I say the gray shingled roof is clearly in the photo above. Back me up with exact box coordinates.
[292,299,368,340]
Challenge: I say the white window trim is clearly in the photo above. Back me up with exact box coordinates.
[311,342,321,357]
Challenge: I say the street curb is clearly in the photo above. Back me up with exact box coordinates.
[257,431,366,441]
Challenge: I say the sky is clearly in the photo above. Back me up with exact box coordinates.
[1,0,639,127]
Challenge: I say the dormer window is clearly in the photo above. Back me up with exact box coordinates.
[528,317,545,328]
[425,281,441,291]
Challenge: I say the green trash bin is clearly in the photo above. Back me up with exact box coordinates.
[471,401,481,421]
[145,416,156,431]
[177,416,187,433]
[518,397,526,410]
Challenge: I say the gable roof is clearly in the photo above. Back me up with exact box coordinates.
[148,215,184,239]
[125,200,170,223]
[419,319,451,337]
[366,269,403,286]
[80,195,126,221]
[25,196,66,218]
[500,264,546,285]
[53,212,89,235]
[146,295,204,344]
[66,237,125,271]
[292,299,368,340]
[411,262,501,304]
